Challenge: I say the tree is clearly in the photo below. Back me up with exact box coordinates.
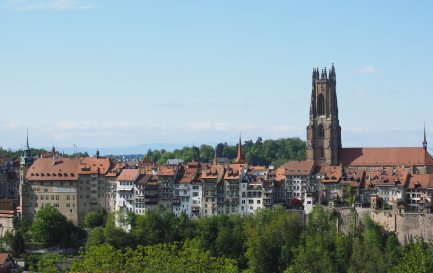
[393,239,433,273]
[244,207,302,273]
[31,205,73,247]
[342,185,356,206]
[73,241,238,273]
[71,244,125,273]
[288,206,338,273]
[36,254,66,273]
[199,144,215,163]
[84,208,106,228]
[3,230,25,257]
[86,227,105,247]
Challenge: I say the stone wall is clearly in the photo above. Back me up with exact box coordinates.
[0,216,14,237]
[336,207,433,243]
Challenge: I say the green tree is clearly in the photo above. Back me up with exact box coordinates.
[244,207,302,273]
[84,208,106,228]
[86,227,105,247]
[31,205,73,247]
[3,230,25,257]
[37,254,66,273]
[72,244,125,273]
[393,239,433,273]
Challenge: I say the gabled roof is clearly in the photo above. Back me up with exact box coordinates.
[284,160,315,176]
[117,169,140,182]
[79,157,111,175]
[339,147,433,167]
[26,157,80,181]
[408,174,433,189]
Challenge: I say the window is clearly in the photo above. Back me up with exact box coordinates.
[257,200,261,204]
[249,200,254,204]
[318,125,325,138]
[317,93,325,116]
[193,192,199,197]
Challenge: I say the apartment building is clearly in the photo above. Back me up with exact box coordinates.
[22,153,115,226]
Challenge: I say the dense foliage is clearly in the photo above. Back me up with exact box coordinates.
[145,137,306,166]
[0,147,47,159]
[5,206,433,272]
[74,206,433,273]
[31,205,85,247]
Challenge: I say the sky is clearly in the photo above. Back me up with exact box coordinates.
[0,0,432,153]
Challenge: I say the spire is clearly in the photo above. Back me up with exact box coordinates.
[52,146,56,165]
[330,63,336,80]
[95,148,100,159]
[26,129,30,150]
[235,133,246,164]
[423,123,428,150]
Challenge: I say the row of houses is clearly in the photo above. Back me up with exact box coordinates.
[114,161,286,218]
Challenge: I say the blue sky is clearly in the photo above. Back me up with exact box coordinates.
[0,0,432,152]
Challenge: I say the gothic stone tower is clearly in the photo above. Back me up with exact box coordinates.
[306,64,341,165]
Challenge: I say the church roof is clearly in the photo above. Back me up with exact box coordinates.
[339,147,433,167]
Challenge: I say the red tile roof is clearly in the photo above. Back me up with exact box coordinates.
[284,160,315,176]
[339,147,433,167]
[408,174,433,189]
[320,165,343,183]
[117,169,140,181]
[26,157,80,181]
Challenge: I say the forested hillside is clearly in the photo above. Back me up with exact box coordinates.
[145,137,306,167]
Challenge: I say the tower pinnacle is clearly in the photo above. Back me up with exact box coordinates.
[235,134,246,164]
[423,123,428,150]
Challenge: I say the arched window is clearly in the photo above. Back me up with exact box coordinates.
[317,94,325,116]
[318,125,325,138]
[320,147,324,159]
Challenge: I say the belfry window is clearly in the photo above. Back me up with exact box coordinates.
[318,125,325,138]
[317,94,325,116]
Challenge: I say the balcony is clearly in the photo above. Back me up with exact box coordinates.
[145,191,158,197]
[117,184,134,191]
[145,198,158,204]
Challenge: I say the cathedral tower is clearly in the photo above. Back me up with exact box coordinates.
[306,64,342,165]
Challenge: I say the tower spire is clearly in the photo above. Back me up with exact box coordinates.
[26,129,30,150]
[235,133,246,164]
[423,122,428,150]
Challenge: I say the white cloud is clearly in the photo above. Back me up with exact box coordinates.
[185,122,232,131]
[5,0,93,10]
[354,66,379,74]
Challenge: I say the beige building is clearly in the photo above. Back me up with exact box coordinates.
[21,154,113,226]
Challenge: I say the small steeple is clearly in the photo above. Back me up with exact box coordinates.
[235,133,246,164]
[423,123,428,150]
[52,146,56,165]
[26,130,30,150]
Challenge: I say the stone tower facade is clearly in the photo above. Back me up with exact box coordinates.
[306,64,341,165]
